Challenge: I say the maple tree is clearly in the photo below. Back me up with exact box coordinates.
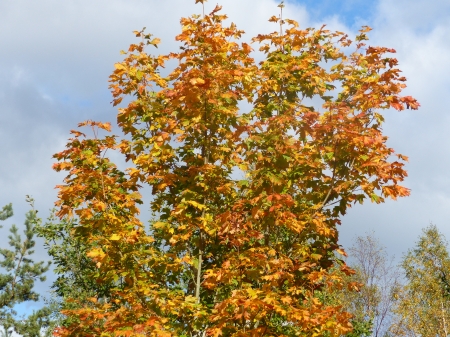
[51,1,418,336]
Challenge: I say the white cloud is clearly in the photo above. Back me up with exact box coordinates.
[339,0,450,258]
[0,0,310,215]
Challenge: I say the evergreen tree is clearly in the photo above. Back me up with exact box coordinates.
[0,198,52,336]
[14,306,54,337]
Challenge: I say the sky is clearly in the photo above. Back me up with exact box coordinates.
[1,0,450,319]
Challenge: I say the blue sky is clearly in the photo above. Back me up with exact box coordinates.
[1,0,450,323]
[294,0,377,27]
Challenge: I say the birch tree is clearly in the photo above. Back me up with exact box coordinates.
[392,225,450,337]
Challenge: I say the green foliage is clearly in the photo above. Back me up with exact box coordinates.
[392,225,450,336]
[14,306,55,337]
[0,204,13,222]
[35,210,114,329]
[0,198,52,337]
[346,319,373,337]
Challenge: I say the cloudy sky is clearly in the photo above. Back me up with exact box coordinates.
[1,0,449,317]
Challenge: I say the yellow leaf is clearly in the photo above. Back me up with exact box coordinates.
[153,222,167,229]
[88,297,98,303]
[110,234,121,241]
[99,122,112,132]
[336,248,347,257]
[187,200,206,210]
[190,78,205,86]
[151,38,161,45]
[311,253,322,260]
[87,248,106,259]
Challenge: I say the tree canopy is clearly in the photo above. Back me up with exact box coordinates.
[50,1,418,336]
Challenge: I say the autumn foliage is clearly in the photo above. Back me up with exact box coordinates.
[52,1,418,336]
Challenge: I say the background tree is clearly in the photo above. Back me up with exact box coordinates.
[0,198,52,337]
[391,225,450,337]
[0,204,13,222]
[14,306,55,337]
[34,210,115,330]
[51,1,418,336]
[337,233,401,337]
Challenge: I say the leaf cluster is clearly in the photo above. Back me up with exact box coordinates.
[50,2,417,336]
